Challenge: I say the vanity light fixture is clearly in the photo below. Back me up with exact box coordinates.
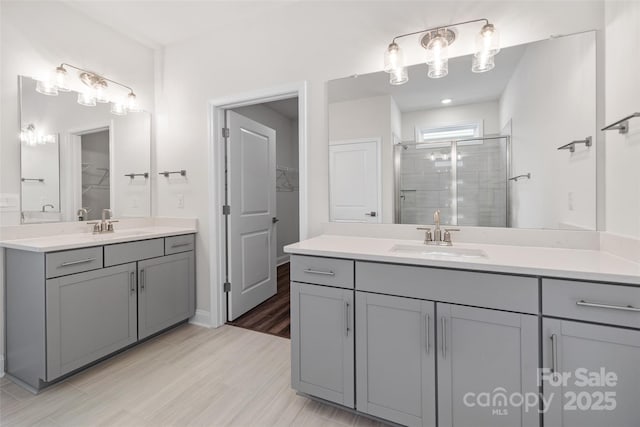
[36,63,140,115]
[19,124,56,146]
[384,18,500,84]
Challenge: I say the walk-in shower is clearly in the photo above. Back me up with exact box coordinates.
[394,135,510,227]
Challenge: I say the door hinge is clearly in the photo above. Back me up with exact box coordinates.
[223,282,231,292]
[222,127,230,138]
[222,205,230,215]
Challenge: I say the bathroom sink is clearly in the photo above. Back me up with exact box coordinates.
[390,244,488,259]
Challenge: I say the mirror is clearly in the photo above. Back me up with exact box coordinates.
[328,31,597,230]
[19,76,151,223]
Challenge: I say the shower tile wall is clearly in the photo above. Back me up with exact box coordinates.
[398,139,507,227]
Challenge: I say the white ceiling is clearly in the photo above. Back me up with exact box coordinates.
[328,43,526,112]
[264,98,299,120]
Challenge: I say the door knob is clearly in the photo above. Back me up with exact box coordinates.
[272,217,280,224]
[364,211,377,217]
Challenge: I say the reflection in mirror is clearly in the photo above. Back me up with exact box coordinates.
[328,31,597,230]
[19,76,151,223]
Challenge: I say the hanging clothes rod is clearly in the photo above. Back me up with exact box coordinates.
[557,136,592,153]
[601,112,640,134]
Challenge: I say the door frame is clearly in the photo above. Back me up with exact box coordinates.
[328,137,382,223]
[208,81,308,327]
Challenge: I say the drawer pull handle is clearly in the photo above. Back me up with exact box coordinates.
[345,301,350,336]
[59,257,97,267]
[550,334,558,373]
[140,269,145,290]
[425,314,430,355]
[171,243,191,248]
[303,269,335,276]
[130,272,136,295]
[441,317,447,359]
[576,300,640,312]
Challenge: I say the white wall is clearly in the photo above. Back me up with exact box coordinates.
[0,0,155,362]
[155,1,603,324]
[499,32,597,230]
[401,101,500,141]
[604,1,640,239]
[232,104,300,264]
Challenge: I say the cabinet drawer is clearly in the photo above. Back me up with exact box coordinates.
[543,278,640,328]
[165,234,195,255]
[290,255,354,289]
[356,262,538,314]
[104,238,164,267]
[46,247,103,279]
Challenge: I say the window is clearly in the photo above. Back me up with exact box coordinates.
[415,122,482,148]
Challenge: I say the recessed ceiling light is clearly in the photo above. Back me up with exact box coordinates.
[441,98,452,104]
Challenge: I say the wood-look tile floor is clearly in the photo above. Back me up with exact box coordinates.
[228,263,291,339]
[0,324,386,427]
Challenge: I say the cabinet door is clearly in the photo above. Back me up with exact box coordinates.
[138,251,195,340]
[291,282,354,407]
[438,304,539,427]
[46,263,137,380]
[542,318,640,427]
[356,292,436,427]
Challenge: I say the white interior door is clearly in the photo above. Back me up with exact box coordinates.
[329,139,381,223]
[227,110,277,321]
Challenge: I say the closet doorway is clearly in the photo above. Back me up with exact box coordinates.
[221,97,301,338]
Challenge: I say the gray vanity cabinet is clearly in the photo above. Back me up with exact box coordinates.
[437,303,539,427]
[542,318,640,427]
[137,251,195,339]
[46,263,138,381]
[291,281,355,408]
[355,292,436,427]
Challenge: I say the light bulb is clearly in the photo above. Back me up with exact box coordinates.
[110,101,127,116]
[77,89,96,107]
[389,66,408,85]
[475,23,500,58]
[127,92,141,112]
[55,66,70,91]
[384,42,404,73]
[426,34,449,79]
[95,83,109,103]
[36,79,58,96]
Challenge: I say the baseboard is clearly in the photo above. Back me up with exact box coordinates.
[277,255,290,266]
[189,309,213,328]
[0,355,5,377]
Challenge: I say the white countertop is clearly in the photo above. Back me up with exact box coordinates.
[0,226,197,252]
[285,235,640,285]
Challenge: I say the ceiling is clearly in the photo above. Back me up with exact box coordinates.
[328,43,527,112]
[264,98,299,120]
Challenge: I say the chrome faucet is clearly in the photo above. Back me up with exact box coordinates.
[417,209,460,246]
[88,208,118,233]
[41,204,54,212]
[433,209,442,243]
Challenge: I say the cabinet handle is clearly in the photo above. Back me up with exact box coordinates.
[304,269,335,276]
[345,301,350,336]
[140,269,145,290]
[550,334,558,373]
[576,300,640,312]
[59,257,96,267]
[130,272,135,295]
[171,243,191,248]
[425,314,430,355]
[441,317,447,359]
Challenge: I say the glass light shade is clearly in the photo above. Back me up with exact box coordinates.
[35,79,58,96]
[55,67,70,91]
[384,43,404,73]
[110,101,127,116]
[475,24,500,57]
[77,90,96,107]
[471,54,495,73]
[389,66,408,85]
[95,84,109,103]
[426,35,449,79]
[127,92,141,112]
